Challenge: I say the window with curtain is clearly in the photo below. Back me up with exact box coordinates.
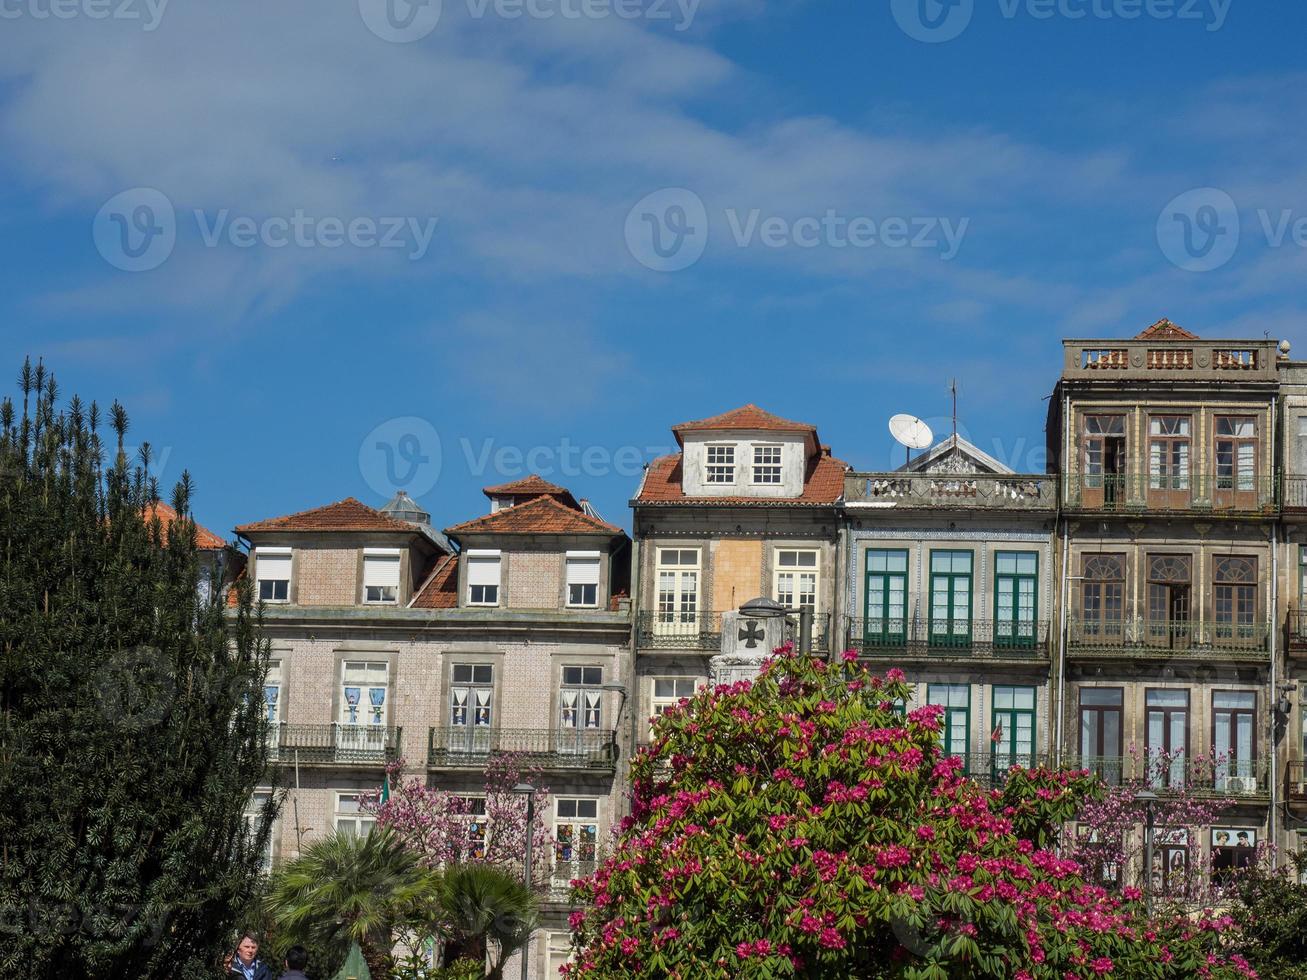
[1146,689,1188,788]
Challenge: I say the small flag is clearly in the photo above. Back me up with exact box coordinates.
[380,772,390,804]
[990,721,1004,744]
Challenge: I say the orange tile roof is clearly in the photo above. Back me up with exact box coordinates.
[671,403,820,454]
[410,553,458,609]
[483,475,568,497]
[1134,318,1198,341]
[634,450,848,507]
[145,501,227,550]
[235,497,419,535]
[446,494,623,536]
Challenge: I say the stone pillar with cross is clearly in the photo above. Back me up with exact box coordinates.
[711,610,786,685]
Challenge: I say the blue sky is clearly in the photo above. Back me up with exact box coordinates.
[2,0,1305,537]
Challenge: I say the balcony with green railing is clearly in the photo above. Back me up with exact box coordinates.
[955,751,1050,788]
[1062,754,1271,799]
[847,617,1051,664]
[272,723,403,766]
[1066,618,1271,663]
[426,727,618,772]
[1063,473,1277,515]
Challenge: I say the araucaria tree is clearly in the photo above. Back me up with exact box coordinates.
[568,647,1255,979]
[0,361,274,979]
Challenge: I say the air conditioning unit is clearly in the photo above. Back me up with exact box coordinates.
[1224,776,1258,795]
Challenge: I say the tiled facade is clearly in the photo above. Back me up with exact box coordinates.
[221,319,1307,977]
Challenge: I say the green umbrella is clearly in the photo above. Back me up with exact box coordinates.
[331,942,371,980]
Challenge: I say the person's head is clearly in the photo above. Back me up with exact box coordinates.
[1217,831,1229,845]
[1237,831,1250,845]
[236,933,259,965]
[285,946,308,971]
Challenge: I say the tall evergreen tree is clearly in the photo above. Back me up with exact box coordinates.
[0,359,276,978]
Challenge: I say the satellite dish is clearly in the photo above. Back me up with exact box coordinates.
[889,414,934,450]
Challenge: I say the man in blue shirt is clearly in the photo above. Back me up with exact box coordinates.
[229,932,273,980]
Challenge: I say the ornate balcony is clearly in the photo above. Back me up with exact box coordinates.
[948,752,1050,788]
[1062,754,1271,800]
[846,617,1051,664]
[272,723,403,765]
[1288,762,1307,806]
[1063,473,1277,515]
[844,472,1056,511]
[1066,618,1271,663]
[1286,611,1307,660]
[426,727,618,772]
[635,611,830,653]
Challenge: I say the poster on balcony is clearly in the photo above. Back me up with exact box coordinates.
[1210,827,1256,849]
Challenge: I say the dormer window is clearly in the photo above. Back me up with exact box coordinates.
[491,496,516,513]
[363,549,401,604]
[752,445,782,485]
[467,551,501,606]
[256,548,291,603]
[706,444,735,484]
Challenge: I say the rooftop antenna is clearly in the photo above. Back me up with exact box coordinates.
[889,414,934,468]
[950,379,958,442]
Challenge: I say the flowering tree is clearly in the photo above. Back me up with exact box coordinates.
[1068,749,1234,910]
[567,648,1254,979]
[368,754,554,890]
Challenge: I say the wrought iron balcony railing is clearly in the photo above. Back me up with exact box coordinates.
[1288,761,1307,804]
[1063,473,1277,514]
[1066,618,1271,661]
[426,727,618,771]
[1286,611,1307,657]
[846,617,1051,661]
[635,611,723,650]
[273,723,402,765]
[953,752,1049,788]
[635,611,830,653]
[844,472,1057,510]
[1281,476,1307,510]
[549,860,598,898]
[1061,754,1271,797]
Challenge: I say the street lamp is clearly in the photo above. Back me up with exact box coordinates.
[739,596,815,655]
[1134,789,1159,918]
[512,782,538,980]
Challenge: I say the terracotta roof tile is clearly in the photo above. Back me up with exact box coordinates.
[410,553,458,609]
[446,494,622,535]
[635,451,847,506]
[235,497,419,535]
[145,502,227,550]
[671,403,819,452]
[1134,318,1198,341]
[483,475,568,497]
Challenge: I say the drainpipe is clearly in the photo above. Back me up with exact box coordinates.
[1056,390,1071,765]
[1270,389,1279,851]
[624,535,641,823]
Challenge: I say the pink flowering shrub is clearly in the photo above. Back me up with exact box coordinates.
[567,648,1254,979]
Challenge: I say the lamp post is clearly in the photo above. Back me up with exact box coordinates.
[1135,789,1159,918]
[513,782,537,980]
[739,596,815,655]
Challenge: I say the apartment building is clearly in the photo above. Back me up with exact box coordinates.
[234,480,630,978]
[841,434,1059,785]
[629,404,845,747]
[1049,319,1285,876]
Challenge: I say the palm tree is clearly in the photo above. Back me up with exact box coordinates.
[264,828,439,980]
[437,864,538,979]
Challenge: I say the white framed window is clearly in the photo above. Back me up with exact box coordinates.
[263,659,282,726]
[553,798,599,872]
[560,666,603,730]
[245,789,275,873]
[467,551,501,606]
[340,661,389,727]
[706,444,736,484]
[566,552,601,608]
[546,932,575,978]
[334,791,375,838]
[752,445,782,484]
[655,548,700,628]
[650,676,699,736]
[363,549,401,604]
[774,549,819,609]
[256,547,291,603]
[450,664,494,727]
